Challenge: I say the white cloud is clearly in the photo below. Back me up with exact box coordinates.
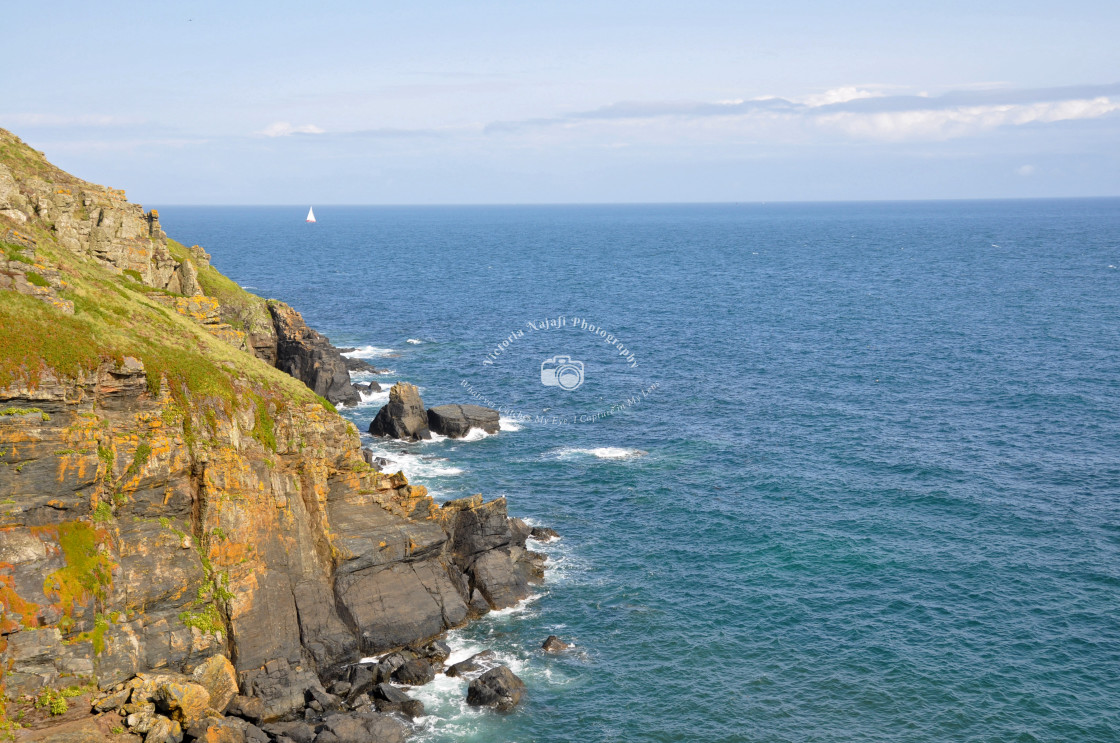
[815,96,1120,141]
[485,83,1120,146]
[259,121,325,137]
[799,87,885,108]
[1016,164,1036,176]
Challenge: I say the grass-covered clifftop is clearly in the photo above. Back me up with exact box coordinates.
[0,129,323,414]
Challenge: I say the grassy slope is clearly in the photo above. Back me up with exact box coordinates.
[0,131,327,412]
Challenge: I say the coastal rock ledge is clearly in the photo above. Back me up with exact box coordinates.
[427,404,500,439]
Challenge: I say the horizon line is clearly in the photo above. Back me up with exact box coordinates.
[149,195,1120,208]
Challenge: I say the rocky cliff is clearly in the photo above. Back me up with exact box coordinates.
[0,129,544,732]
[0,131,362,408]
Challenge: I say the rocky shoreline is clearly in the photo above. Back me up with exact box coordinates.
[0,128,566,743]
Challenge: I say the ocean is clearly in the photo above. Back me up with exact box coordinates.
[156,200,1120,742]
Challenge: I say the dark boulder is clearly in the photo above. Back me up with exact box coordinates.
[226,695,265,724]
[541,636,569,653]
[368,383,430,441]
[391,658,434,686]
[466,666,526,712]
[371,683,411,706]
[316,713,407,743]
[370,683,425,719]
[416,639,451,667]
[307,686,345,713]
[268,301,359,406]
[426,404,500,438]
[262,721,316,743]
[240,662,324,723]
[344,666,376,706]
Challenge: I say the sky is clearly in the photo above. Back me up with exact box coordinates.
[4,0,1120,204]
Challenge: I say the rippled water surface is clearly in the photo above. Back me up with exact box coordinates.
[158,200,1120,742]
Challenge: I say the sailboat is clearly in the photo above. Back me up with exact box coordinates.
[306,206,316,223]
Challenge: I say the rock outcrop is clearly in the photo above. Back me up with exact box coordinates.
[367,383,430,441]
[0,129,545,733]
[426,404,500,438]
[267,301,360,407]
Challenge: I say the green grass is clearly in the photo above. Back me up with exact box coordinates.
[2,240,33,263]
[24,271,49,288]
[0,134,54,180]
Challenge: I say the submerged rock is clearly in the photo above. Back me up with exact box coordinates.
[426,404,500,438]
[368,382,431,441]
[541,636,569,653]
[530,526,560,542]
[445,650,496,678]
[466,666,526,712]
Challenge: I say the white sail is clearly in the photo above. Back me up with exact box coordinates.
[306,206,316,223]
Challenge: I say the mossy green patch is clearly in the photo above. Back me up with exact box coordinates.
[179,603,223,636]
[24,272,49,288]
[91,502,113,524]
[250,394,278,452]
[72,612,110,655]
[42,521,115,616]
[0,407,48,421]
[130,441,151,473]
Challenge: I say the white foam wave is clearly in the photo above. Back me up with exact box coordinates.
[498,416,523,432]
[342,345,396,358]
[358,388,390,404]
[555,446,648,460]
[458,427,493,442]
[406,338,423,345]
[364,445,465,480]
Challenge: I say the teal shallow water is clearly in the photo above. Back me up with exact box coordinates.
[159,200,1120,742]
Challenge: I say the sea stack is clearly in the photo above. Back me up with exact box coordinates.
[368,381,431,440]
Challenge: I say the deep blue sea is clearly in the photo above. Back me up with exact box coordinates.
[157,201,1120,742]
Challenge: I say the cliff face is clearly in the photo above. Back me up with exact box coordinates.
[0,130,542,722]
